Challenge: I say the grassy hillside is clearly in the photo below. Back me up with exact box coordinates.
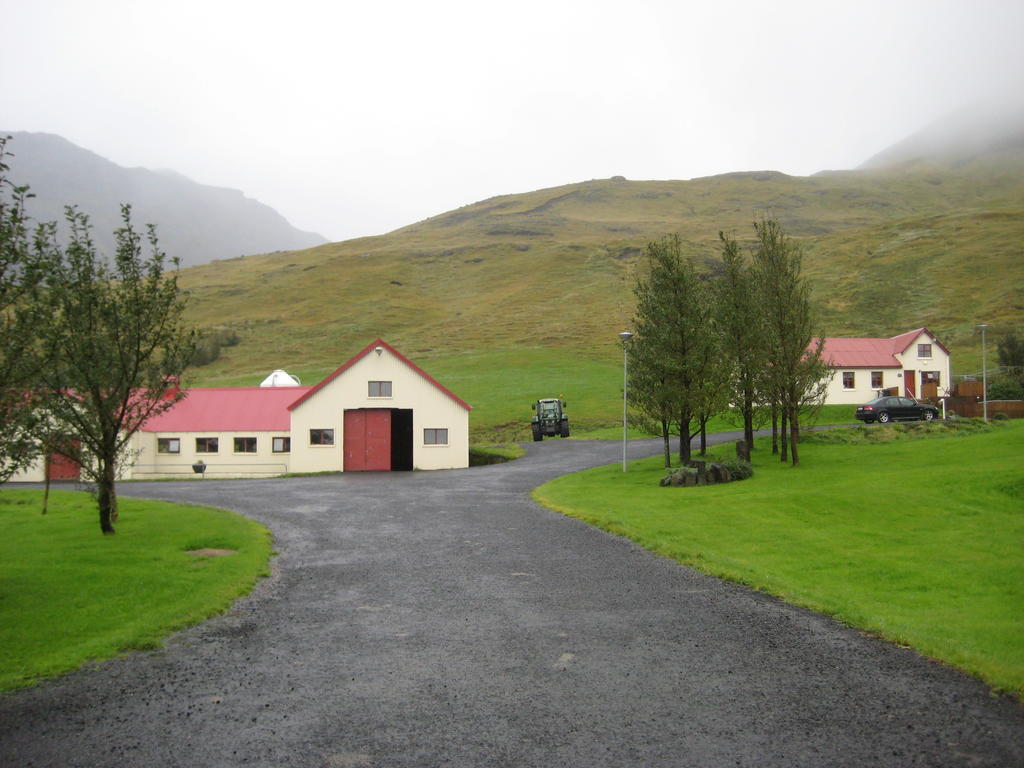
[178,148,1023,436]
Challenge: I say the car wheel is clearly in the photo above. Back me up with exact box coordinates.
[923,410,935,421]
[877,411,891,424]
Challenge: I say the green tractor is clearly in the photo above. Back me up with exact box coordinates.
[531,398,569,441]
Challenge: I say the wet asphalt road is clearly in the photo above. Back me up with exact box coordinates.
[1,435,1022,767]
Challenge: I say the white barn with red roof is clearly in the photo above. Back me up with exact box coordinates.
[13,339,471,481]
[820,328,951,405]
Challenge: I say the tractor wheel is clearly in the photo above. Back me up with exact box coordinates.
[532,424,543,442]
[560,420,570,438]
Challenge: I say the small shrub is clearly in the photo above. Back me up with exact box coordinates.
[988,379,1024,400]
[717,458,753,481]
[192,327,242,367]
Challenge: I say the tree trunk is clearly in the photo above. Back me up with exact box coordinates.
[771,404,779,455]
[743,393,755,452]
[790,408,801,466]
[42,453,51,515]
[699,421,707,456]
[661,419,671,468]
[97,460,117,535]
[677,417,692,464]
[780,409,789,463]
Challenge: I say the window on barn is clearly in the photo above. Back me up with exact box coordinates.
[272,437,291,453]
[157,438,180,454]
[871,371,883,389]
[842,371,855,389]
[424,428,449,446]
[234,437,257,453]
[310,429,334,446]
[918,343,933,358]
[196,437,219,453]
[368,380,392,397]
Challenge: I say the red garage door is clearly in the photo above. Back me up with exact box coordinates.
[47,441,81,481]
[344,409,392,471]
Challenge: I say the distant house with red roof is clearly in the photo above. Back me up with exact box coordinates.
[14,339,471,481]
[820,328,951,405]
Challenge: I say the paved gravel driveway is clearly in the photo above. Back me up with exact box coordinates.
[2,436,1021,767]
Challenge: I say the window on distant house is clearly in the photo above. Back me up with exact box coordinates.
[424,428,448,446]
[368,380,392,397]
[272,437,291,453]
[234,437,257,453]
[310,428,334,446]
[157,437,180,454]
[922,371,941,386]
[196,437,219,453]
[842,371,855,389]
[918,343,933,358]
[871,371,883,389]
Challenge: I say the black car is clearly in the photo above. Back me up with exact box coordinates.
[855,395,939,424]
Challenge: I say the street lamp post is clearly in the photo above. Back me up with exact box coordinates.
[979,323,989,422]
[619,331,633,472]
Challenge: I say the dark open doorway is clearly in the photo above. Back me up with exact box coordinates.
[390,408,413,471]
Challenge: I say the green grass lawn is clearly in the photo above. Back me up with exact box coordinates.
[533,420,1024,698]
[0,490,272,692]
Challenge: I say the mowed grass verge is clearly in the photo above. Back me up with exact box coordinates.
[532,420,1024,698]
[0,490,272,692]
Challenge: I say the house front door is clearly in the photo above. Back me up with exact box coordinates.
[904,370,915,398]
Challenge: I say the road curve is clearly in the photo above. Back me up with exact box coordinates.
[1,435,1021,767]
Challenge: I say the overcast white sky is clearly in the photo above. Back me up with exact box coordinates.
[3,0,1023,241]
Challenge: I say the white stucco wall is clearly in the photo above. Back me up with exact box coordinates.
[823,367,901,405]
[126,430,293,479]
[893,332,952,398]
[824,331,952,405]
[289,346,469,473]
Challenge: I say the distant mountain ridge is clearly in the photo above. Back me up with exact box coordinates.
[173,118,1023,386]
[1,131,326,267]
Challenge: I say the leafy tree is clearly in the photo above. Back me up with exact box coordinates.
[0,137,50,483]
[630,234,720,465]
[750,219,829,466]
[714,231,766,451]
[996,329,1024,386]
[36,205,195,534]
[627,326,680,468]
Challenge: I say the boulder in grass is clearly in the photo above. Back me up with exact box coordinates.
[712,464,732,483]
[735,440,750,462]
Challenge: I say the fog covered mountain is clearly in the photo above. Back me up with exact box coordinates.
[860,101,1024,169]
[2,131,326,267]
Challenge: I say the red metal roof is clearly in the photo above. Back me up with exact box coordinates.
[287,338,472,412]
[820,328,949,368]
[821,337,900,368]
[141,387,312,432]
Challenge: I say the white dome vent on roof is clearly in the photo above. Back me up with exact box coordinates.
[259,369,301,387]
